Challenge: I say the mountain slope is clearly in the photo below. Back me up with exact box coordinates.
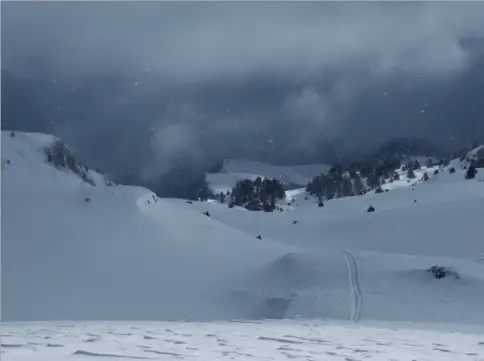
[1,131,297,321]
[2,131,484,326]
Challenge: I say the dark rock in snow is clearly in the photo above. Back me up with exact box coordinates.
[427,265,460,280]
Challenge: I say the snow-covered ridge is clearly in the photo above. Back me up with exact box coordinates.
[1,131,108,188]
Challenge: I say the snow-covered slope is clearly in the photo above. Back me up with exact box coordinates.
[1,132,296,321]
[2,131,484,328]
[1,132,107,188]
[207,159,330,193]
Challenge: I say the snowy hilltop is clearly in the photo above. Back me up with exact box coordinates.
[2,130,484,325]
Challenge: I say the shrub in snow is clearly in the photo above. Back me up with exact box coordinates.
[466,165,477,179]
[10,131,15,138]
[293,220,298,224]
[85,198,90,202]
[262,203,276,212]
[318,201,324,207]
[434,169,439,175]
[367,206,375,212]
[244,199,263,211]
[186,200,193,204]
[449,167,456,174]
[375,186,384,194]
[427,265,460,280]
[202,211,211,217]
[422,172,429,181]
[256,235,262,240]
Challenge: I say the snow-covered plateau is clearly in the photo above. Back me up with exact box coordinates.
[2,131,484,360]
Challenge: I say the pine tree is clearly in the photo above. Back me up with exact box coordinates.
[341,173,354,197]
[366,172,380,188]
[353,173,365,195]
[407,168,416,179]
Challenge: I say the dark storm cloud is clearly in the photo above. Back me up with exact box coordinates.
[3,2,480,78]
[2,1,484,182]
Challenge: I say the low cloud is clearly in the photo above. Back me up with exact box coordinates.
[2,1,484,185]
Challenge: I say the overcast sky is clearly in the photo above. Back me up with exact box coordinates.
[3,2,482,77]
[2,1,484,178]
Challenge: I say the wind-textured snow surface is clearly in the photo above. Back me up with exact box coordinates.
[3,131,484,359]
[3,320,484,361]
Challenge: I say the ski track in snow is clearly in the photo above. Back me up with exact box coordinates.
[343,250,363,322]
[3,321,484,361]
